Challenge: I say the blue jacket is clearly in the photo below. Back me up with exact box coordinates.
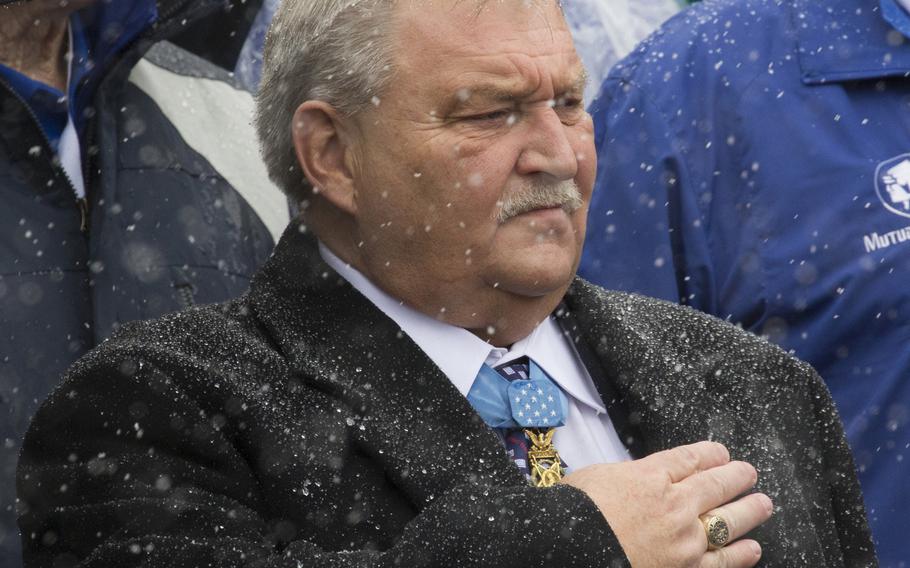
[579,0,910,563]
[0,0,289,563]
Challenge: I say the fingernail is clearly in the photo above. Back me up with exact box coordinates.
[750,541,762,556]
[761,494,774,514]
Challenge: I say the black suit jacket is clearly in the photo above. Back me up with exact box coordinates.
[17,221,875,567]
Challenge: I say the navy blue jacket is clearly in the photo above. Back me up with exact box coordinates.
[579,0,910,563]
[0,0,289,563]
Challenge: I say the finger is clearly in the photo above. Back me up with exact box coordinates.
[703,493,774,544]
[699,540,762,568]
[680,460,757,512]
[647,441,730,483]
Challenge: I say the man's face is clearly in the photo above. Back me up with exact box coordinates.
[348,0,595,330]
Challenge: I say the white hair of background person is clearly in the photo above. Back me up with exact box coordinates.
[561,0,680,104]
[234,0,280,92]
[238,0,681,107]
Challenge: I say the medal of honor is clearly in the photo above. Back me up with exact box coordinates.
[467,360,570,487]
[525,428,564,487]
[505,371,568,487]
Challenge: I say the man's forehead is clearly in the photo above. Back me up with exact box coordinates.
[392,0,568,52]
[438,65,587,113]
[389,0,578,97]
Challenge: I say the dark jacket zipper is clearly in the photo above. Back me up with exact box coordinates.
[174,282,196,308]
[0,77,87,232]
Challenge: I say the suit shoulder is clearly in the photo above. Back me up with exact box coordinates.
[71,297,283,386]
[569,279,817,382]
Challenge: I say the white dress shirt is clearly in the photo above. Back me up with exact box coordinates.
[320,244,632,470]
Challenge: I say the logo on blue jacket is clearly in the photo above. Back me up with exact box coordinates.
[875,154,910,218]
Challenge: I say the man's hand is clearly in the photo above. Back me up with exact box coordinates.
[562,441,773,568]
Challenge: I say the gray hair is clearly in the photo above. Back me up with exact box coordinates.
[255,0,397,202]
[255,0,561,202]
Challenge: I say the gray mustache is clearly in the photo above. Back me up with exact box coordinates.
[496,180,584,223]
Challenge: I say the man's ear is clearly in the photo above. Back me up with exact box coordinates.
[292,101,359,216]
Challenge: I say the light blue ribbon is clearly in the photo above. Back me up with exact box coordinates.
[467,359,569,429]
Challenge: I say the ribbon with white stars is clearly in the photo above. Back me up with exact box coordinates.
[467,359,569,429]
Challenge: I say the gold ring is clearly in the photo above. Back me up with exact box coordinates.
[700,514,731,550]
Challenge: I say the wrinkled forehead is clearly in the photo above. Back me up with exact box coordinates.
[391,0,566,47]
[386,0,580,100]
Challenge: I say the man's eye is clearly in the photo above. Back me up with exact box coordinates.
[467,110,512,123]
[556,96,583,110]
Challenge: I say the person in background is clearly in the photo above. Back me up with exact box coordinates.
[234,0,279,91]
[561,0,680,104]
[234,0,681,101]
[579,0,910,564]
[0,0,288,564]
[17,1,874,566]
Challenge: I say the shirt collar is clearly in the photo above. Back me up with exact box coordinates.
[319,243,495,398]
[795,0,910,84]
[491,318,608,415]
[319,243,607,415]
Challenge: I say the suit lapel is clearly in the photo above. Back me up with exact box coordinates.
[562,279,755,457]
[249,221,524,510]
[248,222,745,503]
[554,301,648,459]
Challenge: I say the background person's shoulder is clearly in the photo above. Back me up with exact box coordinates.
[601,0,792,104]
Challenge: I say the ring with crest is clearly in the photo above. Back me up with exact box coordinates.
[700,514,731,550]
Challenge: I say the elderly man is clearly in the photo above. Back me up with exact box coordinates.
[17,1,874,567]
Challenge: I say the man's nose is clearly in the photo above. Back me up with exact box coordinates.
[515,106,579,181]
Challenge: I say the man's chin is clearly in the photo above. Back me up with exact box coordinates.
[486,260,577,300]
[485,223,582,294]
[495,215,581,257]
